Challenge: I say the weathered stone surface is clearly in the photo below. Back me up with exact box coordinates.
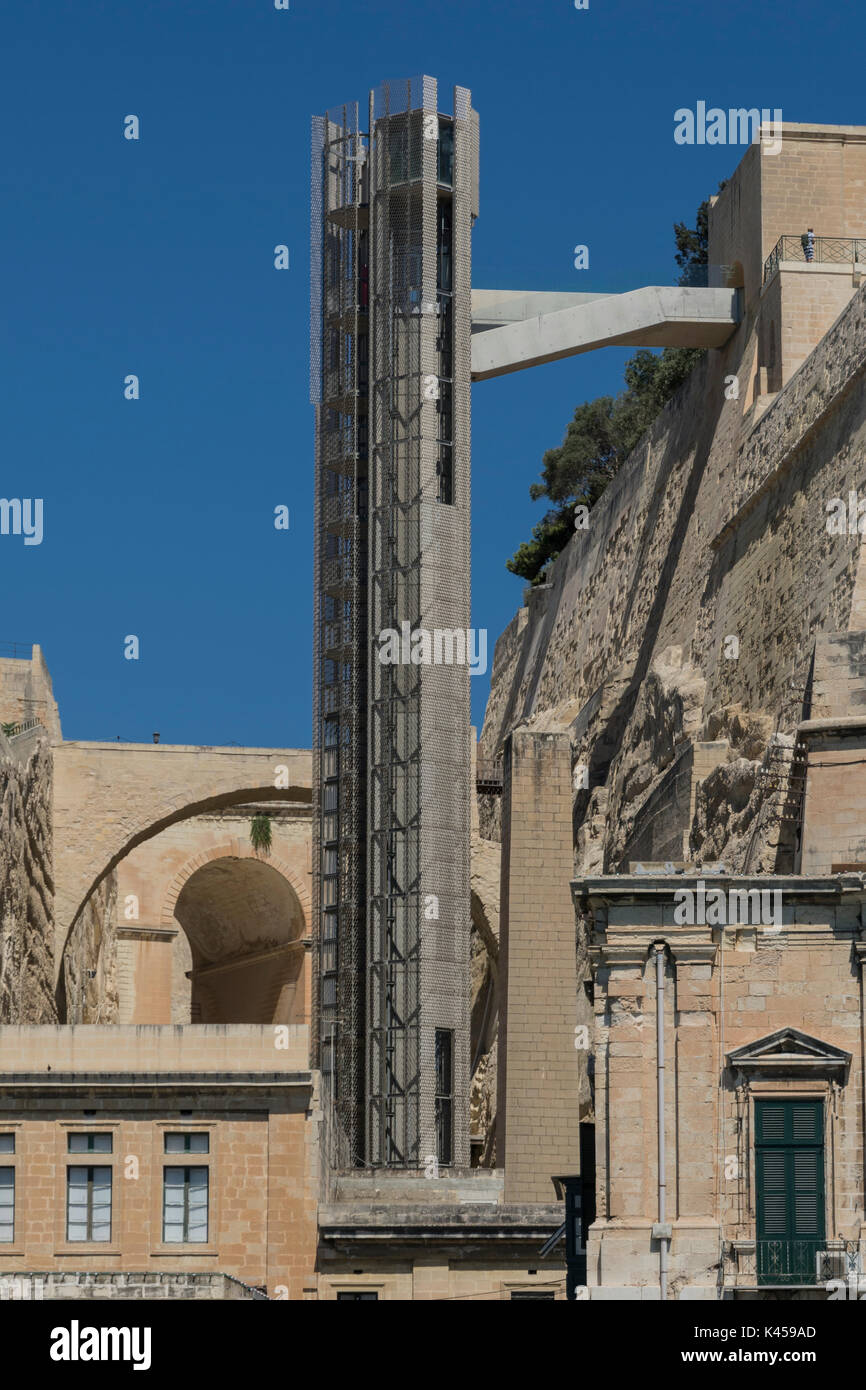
[61,869,118,1025]
[0,735,56,1022]
[469,830,500,1161]
[482,280,866,873]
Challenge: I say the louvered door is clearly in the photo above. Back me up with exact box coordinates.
[755,1099,824,1285]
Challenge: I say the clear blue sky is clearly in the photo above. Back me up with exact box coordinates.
[0,0,857,747]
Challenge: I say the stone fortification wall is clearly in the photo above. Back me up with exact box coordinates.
[0,735,56,1021]
[481,283,866,874]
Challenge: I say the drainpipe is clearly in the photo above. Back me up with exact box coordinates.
[655,943,669,1301]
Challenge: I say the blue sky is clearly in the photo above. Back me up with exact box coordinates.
[0,0,858,747]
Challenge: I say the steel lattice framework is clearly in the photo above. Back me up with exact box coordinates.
[311,77,478,1169]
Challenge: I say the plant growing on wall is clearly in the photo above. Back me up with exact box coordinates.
[508,187,726,584]
[250,814,272,856]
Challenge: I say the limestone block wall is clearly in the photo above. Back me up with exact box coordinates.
[581,880,866,1294]
[481,279,866,878]
[811,632,866,718]
[497,731,586,1202]
[800,727,866,873]
[709,125,866,314]
[481,124,866,888]
[61,869,118,1025]
[0,1026,318,1298]
[0,1023,311,1074]
[52,742,312,985]
[108,805,312,1026]
[0,735,56,1022]
[759,128,866,265]
[2,1272,269,1300]
[0,646,62,740]
[771,267,860,388]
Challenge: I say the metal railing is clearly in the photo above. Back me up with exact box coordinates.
[756,1238,821,1285]
[475,759,503,795]
[1,718,43,741]
[764,235,866,283]
[725,1238,861,1288]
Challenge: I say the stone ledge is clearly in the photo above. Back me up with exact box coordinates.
[0,1071,313,1092]
[0,1271,270,1300]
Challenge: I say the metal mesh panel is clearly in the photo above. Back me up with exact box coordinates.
[366,80,426,1165]
[312,100,368,1163]
[310,116,325,404]
[312,78,476,1171]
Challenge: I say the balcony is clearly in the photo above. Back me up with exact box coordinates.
[763,235,866,284]
[724,1238,861,1290]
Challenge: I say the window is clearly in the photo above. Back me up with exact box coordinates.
[68,1133,112,1154]
[163,1167,208,1243]
[755,1099,825,1286]
[437,199,453,292]
[437,119,454,186]
[434,1029,453,1166]
[164,1133,209,1154]
[337,1291,378,1301]
[0,1135,14,1154]
[67,1166,112,1242]
[321,939,337,975]
[0,1169,13,1243]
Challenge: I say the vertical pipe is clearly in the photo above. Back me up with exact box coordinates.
[656,944,669,1300]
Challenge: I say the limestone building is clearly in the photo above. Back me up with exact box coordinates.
[0,646,562,1300]
[4,112,866,1302]
[482,123,866,1298]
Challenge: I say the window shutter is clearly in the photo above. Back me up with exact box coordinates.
[755,1099,825,1285]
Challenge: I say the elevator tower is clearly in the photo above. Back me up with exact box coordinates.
[311,77,479,1168]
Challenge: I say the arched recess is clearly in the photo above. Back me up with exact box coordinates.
[56,778,311,1007]
[168,849,310,1026]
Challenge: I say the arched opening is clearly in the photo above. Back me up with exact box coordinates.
[174,857,307,1024]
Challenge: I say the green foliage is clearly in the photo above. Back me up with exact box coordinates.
[1,722,18,738]
[674,181,725,286]
[250,814,273,856]
[507,189,725,584]
[506,347,704,582]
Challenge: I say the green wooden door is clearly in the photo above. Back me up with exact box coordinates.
[755,1099,824,1285]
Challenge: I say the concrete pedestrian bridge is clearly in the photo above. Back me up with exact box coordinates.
[470,285,741,380]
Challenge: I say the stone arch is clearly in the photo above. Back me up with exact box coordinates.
[162,845,311,1026]
[53,740,311,987]
[68,782,312,941]
[161,842,311,929]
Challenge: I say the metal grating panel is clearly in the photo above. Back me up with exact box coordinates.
[312,78,476,1170]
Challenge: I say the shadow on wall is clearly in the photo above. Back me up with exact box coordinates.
[174,857,307,1025]
[58,853,310,1028]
